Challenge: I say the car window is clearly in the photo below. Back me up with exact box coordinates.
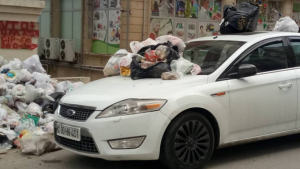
[289,39,300,66]
[240,41,288,73]
[183,41,245,75]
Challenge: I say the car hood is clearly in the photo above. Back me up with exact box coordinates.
[60,75,208,110]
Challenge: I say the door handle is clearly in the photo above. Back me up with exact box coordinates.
[278,83,293,89]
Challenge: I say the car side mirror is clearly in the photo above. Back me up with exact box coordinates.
[228,64,257,79]
[238,64,257,78]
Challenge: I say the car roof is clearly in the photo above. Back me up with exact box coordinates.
[187,32,300,43]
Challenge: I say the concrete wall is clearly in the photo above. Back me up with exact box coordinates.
[0,0,45,61]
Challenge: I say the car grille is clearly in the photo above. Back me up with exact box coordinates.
[54,127,99,154]
[59,104,95,121]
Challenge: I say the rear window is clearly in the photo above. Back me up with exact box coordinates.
[183,41,245,75]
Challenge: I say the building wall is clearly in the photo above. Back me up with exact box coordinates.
[47,0,297,81]
[0,0,45,61]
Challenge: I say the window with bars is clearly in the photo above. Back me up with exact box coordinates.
[149,0,222,42]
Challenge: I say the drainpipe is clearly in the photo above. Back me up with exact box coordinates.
[126,0,130,50]
[142,0,146,40]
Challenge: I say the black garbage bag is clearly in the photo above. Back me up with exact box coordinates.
[130,56,171,80]
[50,92,65,103]
[137,41,180,64]
[33,92,65,114]
[220,2,259,34]
[0,133,8,144]
[34,98,56,114]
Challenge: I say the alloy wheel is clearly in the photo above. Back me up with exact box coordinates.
[174,120,210,166]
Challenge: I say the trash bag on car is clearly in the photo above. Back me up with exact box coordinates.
[130,56,172,80]
[273,16,299,33]
[220,2,259,34]
[137,42,180,64]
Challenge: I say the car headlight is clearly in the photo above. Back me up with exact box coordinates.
[96,99,167,118]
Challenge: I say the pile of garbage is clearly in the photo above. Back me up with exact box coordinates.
[103,35,202,80]
[0,55,84,155]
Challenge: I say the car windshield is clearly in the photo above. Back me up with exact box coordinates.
[183,40,246,75]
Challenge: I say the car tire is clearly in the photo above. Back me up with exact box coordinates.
[160,111,215,169]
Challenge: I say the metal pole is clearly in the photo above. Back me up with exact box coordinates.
[143,0,146,40]
[126,0,130,50]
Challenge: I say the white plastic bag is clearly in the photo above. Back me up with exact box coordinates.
[15,101,28,116]
[12,84,27,98]
[0,58,23,72]
[18,69,33,82]
[119,53,134,77]
[14,118,35,133]
[156,35,186,53]
[26,103,43,117]
[0,108,7,121]
[130,38,158,54]
[50,78,58,88]
[0,128,17,140]
[273,16,299,33]
[0,142,12,154]
[20,133,60,156]
[32,72,51,89]
[38,114,54,126]
[4,95,14,107]
[44,121,54,133]
[191,64,202,75]
[23,55,46,73]
[42,83,55,96]
[56,81,73,93]
[103,50,129,77]
[171,58,194,75]
[6,82,15,89]
[0,80,7,97]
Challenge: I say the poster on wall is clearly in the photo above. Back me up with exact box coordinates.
[267,1,282,23]
[94,0,108,9]
[107,10,121,50]
[175,20,185,40]
[187,22,197,41]
[149,18,173,40]
[175,0,198,18]
[198,22,219,37]
[93,10,108,53]
[93,10,107,41]
[198,0,221,21]
[151,0,174,17]
[109,0,121,8]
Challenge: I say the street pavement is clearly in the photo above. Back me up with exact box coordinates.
[2,134,300,169]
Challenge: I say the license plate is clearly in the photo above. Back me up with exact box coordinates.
[56,123,81,141]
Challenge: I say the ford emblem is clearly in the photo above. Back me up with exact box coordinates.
[66,109,76,117]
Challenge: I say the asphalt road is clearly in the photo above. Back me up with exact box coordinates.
[2,134,300,169]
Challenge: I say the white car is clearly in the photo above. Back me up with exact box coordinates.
[54,32,300,169]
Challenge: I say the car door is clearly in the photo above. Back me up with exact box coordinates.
[286,37,300,129]
[223,38,297,141]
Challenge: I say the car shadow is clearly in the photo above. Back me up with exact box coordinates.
[207,134,300,168]
[67,134,300,169]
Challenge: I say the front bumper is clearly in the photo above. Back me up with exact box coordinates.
[54,110,170,161]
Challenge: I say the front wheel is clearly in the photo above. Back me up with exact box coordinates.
[160,112,215,169]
